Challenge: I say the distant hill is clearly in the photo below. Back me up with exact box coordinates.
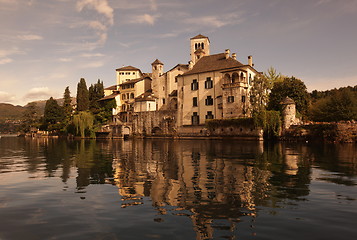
[0,98,72,121]
[0,103,26,121]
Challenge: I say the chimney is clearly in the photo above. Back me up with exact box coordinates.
[248,55,253,67]
[232,53,237,60]
[188,60,193,70]
[225,49,230,59]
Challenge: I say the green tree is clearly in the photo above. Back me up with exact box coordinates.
[250,75,270,114]
[89,79,104,114]
[309,88,357,122]
[63,86,72,118]
[22,102,40,132]
[76,78,89,111]
[72,111,95,138]
[264,67,283,88]
[96,99,116,124]
[268,76,310,116]
[43,97,65,131]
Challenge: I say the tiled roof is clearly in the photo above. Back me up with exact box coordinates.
[151,59,163,65]
[104,85,118,90]
[120,76,151,86]
[181,53,244,76]
[281,97,295,105]
[98,93,120,101]
[191,34,209,40]
[116,65,141,71]
[135,91,157,102]
[167,64,189,72]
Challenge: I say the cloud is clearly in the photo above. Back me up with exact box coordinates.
[129,14,158,25]
[24,87,55,101]
[59,58,72,62]
[17,34,43,41]
[76,0,114,48]
[80,61,104,68]
[76,0,114,25]
[0,91,16,103]
[81,53,105,57]
[0,48,24,64]
[0,58,13,64]
[183,13,244,28]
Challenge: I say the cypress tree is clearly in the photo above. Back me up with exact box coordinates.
[89,79,104,114]
[63,86,72,117]
[76,78,89,111]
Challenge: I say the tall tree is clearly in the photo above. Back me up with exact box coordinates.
[264,67,283,88]
[43,97,64,130]
[63,86,72,118]
[89,79,104,114]
[76,78,89,111]
[249,75,270,114]
[268,76,310,116]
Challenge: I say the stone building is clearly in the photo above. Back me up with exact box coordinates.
[281,96,300,130]
[102,34,261,137]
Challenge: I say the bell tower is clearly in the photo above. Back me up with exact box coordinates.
[190,34,210,65]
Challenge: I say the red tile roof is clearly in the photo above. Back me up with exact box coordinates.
[151,59,163,65]
[116,65,141,71]
[181,53,244,76]
[191,34,209,40]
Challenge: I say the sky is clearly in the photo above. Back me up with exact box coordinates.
[0,0,356,106]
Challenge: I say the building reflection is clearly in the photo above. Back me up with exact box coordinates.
[2,136,356,239]
[110,139,271,239]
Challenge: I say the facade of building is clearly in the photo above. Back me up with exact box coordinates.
[103,34,261,136]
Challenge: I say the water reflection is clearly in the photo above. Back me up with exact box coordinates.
[0,137,356,239]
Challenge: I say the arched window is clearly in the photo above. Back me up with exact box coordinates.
[130,93,134,99]
[202,42,204,49]
[195,43,197,50]
[232,72,239,83]
[240,72,245,82]
[223,73,231,84]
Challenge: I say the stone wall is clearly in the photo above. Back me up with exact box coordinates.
[131,110,177,137]
[282,121,357,143]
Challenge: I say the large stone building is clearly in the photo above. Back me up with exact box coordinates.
[102,34,261,136]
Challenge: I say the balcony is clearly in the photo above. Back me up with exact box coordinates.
[222,82,248,89]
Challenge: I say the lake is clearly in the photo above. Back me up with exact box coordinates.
[0,136,356,240]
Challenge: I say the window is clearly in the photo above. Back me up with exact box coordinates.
[205,77,213,89]
[130,93,134,99]
[242,96,246,103]
[206,111,214,119]
[228,96,234,103]
[191,79,198,90]
[193,97,198,107]
[249,74,252,85]
[192,112,199,125]
[205,96,213,105]
[133,72,135,75]
[122,94,126,100]
[202,42,204,49]
[163,98,166,104]
[232,72,239,83]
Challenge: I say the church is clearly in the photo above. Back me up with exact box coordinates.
[101,34,261,136]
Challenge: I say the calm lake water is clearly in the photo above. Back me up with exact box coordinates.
[0,136,356,240]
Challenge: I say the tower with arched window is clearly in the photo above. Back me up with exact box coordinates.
[190,34,210,65]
